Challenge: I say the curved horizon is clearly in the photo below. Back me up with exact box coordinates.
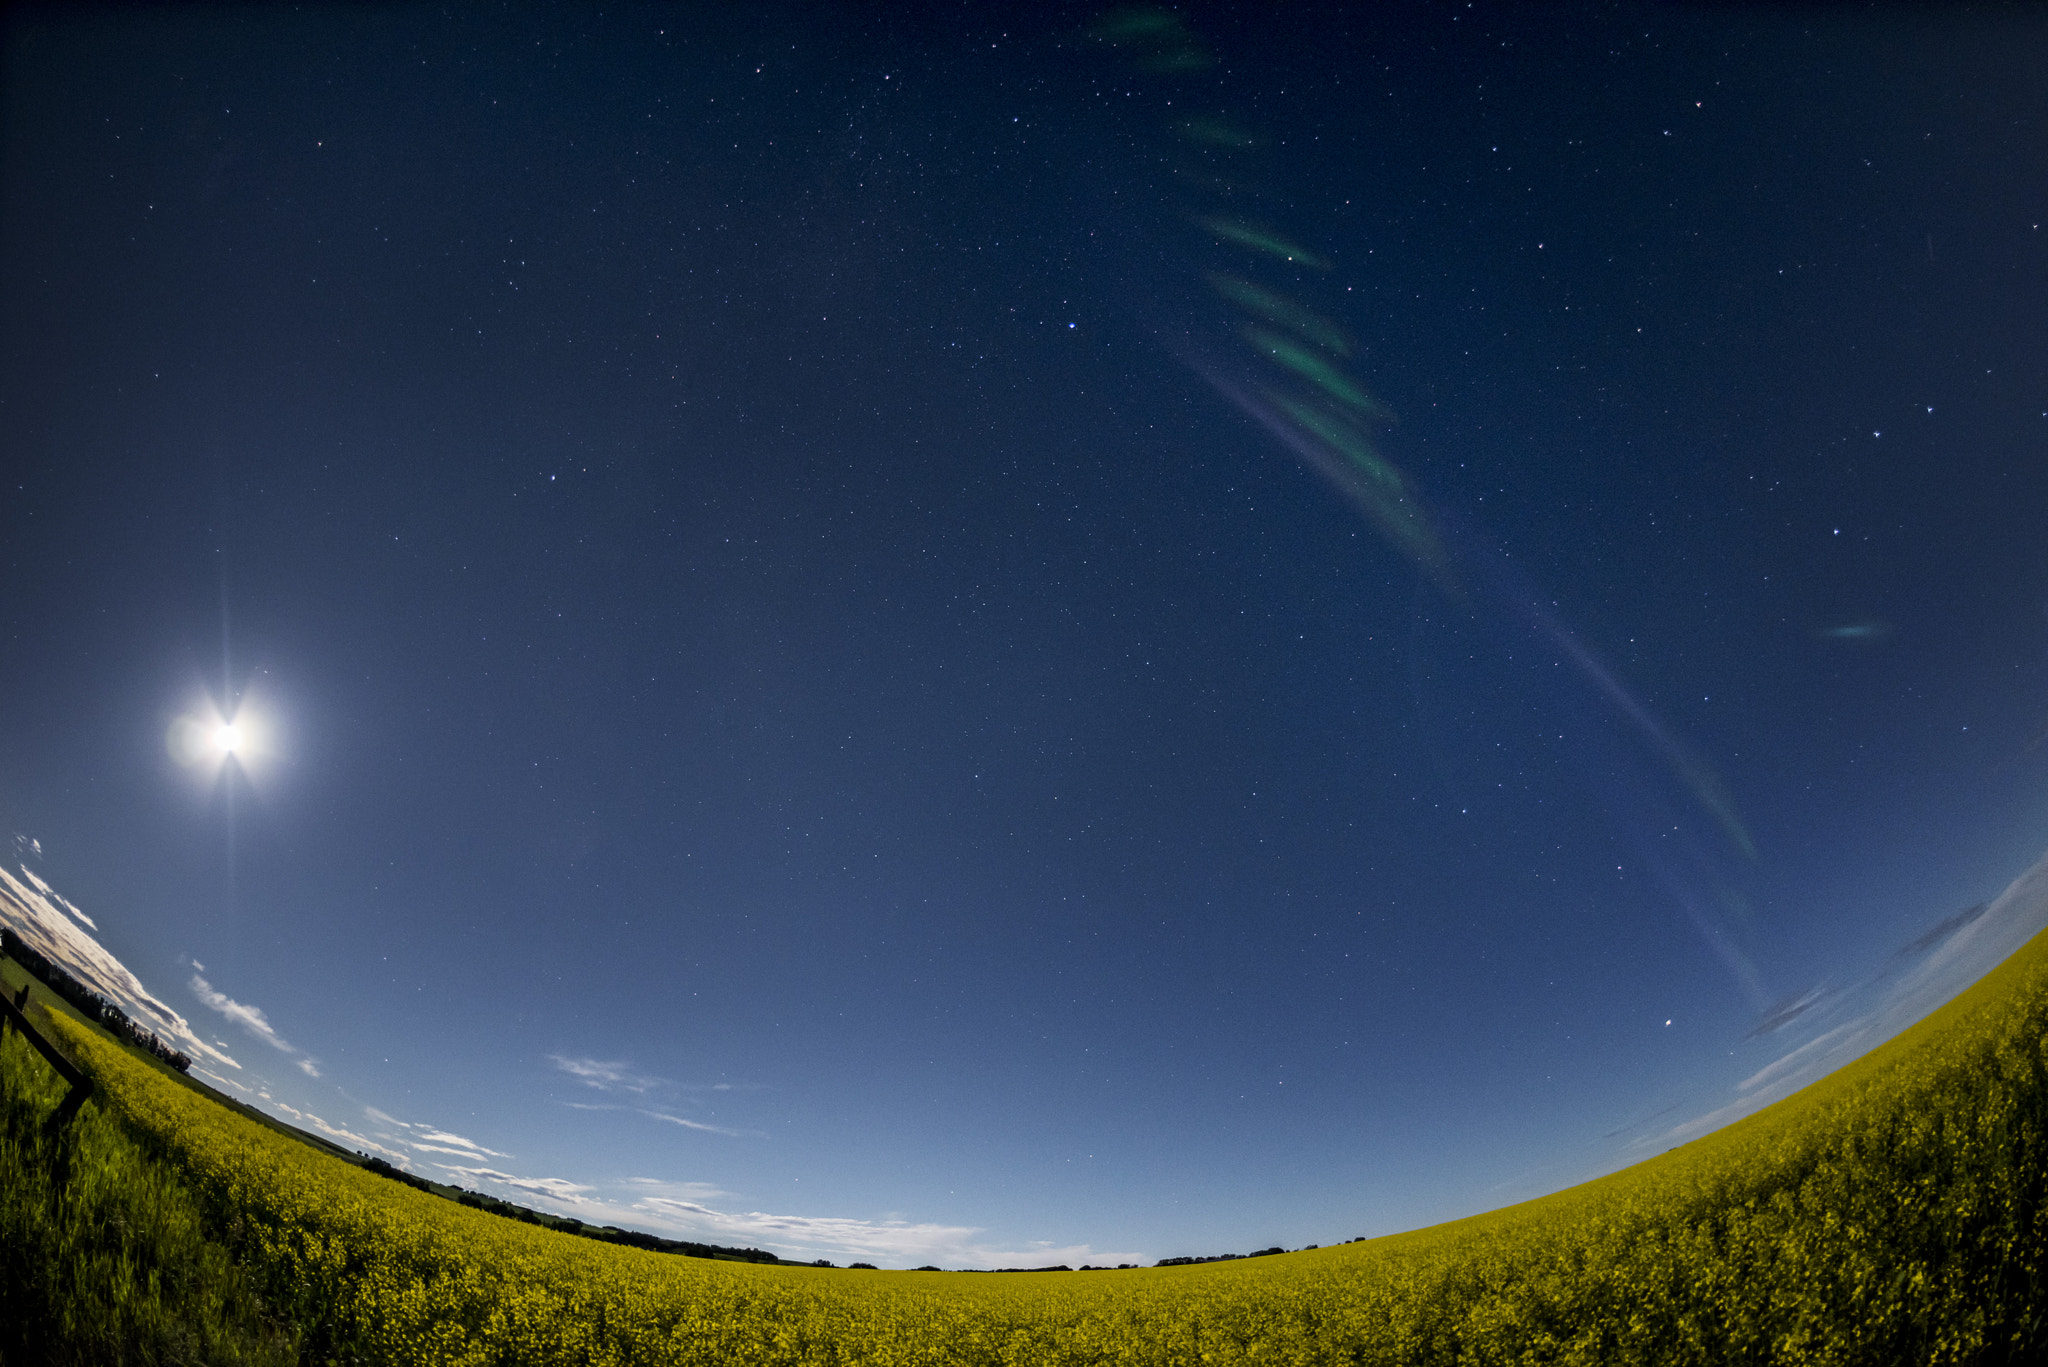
[3,1,2046,1270]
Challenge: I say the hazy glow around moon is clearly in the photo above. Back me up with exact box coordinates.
[168,703,268,775]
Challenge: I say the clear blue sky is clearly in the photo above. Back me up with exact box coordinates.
[3,1,2047,1268]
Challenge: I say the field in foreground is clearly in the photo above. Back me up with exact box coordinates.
[5,931,2048,1366]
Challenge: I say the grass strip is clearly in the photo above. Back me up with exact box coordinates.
[0,1018,296,1366]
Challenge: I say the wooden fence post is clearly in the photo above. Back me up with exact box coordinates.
[0,981,96,1136]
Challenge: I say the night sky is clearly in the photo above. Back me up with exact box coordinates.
[4,1,2048,1268]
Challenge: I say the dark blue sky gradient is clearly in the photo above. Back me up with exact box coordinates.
[3,2,2047,1264]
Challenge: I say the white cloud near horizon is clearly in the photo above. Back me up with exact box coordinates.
[1738,1021,1863,1095]
[628,1195,1133,1267]
[355,1108,522,1173]
[1653,846,2048,1151]
[0,857,542,1191]
[0,862,237,1070]
[400,1152,1131,1268]
[427,1166,1136,1267]
[273,1101,399,1157]
[440,1165,597,1206]
[20,865,96,930]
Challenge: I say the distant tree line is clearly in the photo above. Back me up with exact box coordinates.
[875,1246,1351,1273]
[1154,1246,1294,1267]
[550,1217,780,1265]
[361,1156,436,1194]
[0,928,191,1073]
[929,1244,1352,1273]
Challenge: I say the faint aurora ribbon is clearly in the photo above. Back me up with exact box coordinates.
[1086,4,1763,996]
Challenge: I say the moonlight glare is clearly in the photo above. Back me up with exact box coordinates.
[168,704,268,780]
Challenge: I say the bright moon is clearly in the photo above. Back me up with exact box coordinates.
[172,710,260,769]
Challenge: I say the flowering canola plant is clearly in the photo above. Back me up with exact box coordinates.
[43,928,2048,1366]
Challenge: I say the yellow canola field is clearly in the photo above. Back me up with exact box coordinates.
[42,929,2048,1366]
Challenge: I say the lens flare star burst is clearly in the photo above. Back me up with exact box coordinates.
[167,705,269,782]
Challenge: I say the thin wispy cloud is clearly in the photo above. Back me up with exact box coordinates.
[622,1177,735,1202]
[1883,899,1992,974]
[639,1108,750,1137]
[548,1054,667,1093]
[1654,1075,1805,1150]
[1739,1022,1862,1095]
[562,1100,752,1137]
[189,972,323,1079]
[1652,850,2048,1152]
[193,1067,249,1094]
[189,974,293,1052]
[353,1108,518,1171]
[1747,984,1829,1038]
[413,1128,511,1159]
